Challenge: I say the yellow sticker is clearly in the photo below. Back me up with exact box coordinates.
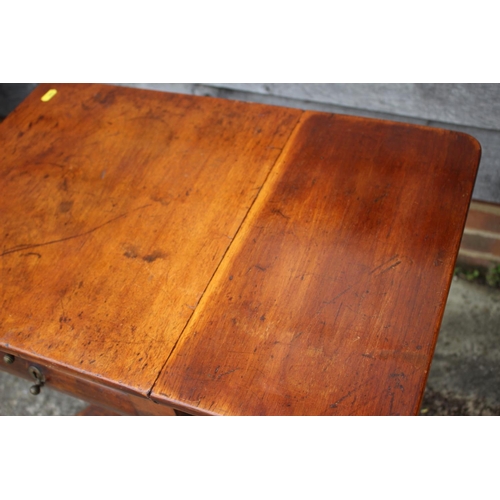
[41,89,57,102]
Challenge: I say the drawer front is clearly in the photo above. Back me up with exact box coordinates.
[1,350,176,416]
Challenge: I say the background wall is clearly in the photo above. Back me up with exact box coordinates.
[2,83,499,205]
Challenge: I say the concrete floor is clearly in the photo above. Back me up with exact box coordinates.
[420,276,500,415]
[1,276,499,416]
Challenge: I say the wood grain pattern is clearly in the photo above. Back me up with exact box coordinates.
[0,84,301,398]
[121,84,500,205]
[0,85,481,415]
[151,112,481,415]
[426,121,500,205]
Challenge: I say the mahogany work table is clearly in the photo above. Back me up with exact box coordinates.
[0,84,481,416]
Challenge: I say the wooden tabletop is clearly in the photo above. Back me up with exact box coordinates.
[0,84,481,415]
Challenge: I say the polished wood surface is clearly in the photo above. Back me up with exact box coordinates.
[0,84,300,399]
[151,112,481,415]
[0,85,480,415]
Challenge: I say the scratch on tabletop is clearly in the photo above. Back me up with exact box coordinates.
[20,252,42,258]
[330,389,355,408]
[323,255,401,305]
[0,204,152,257]
[271,208,290,219]
[216,368,240,381]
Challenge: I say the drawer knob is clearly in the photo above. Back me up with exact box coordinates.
[3,354,15,364]
[28,365,45,396]
[30,385,41,395]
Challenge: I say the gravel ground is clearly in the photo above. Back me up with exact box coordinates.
[0,372,87,416]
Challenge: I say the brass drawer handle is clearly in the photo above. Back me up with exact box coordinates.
[28,365,45,396]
